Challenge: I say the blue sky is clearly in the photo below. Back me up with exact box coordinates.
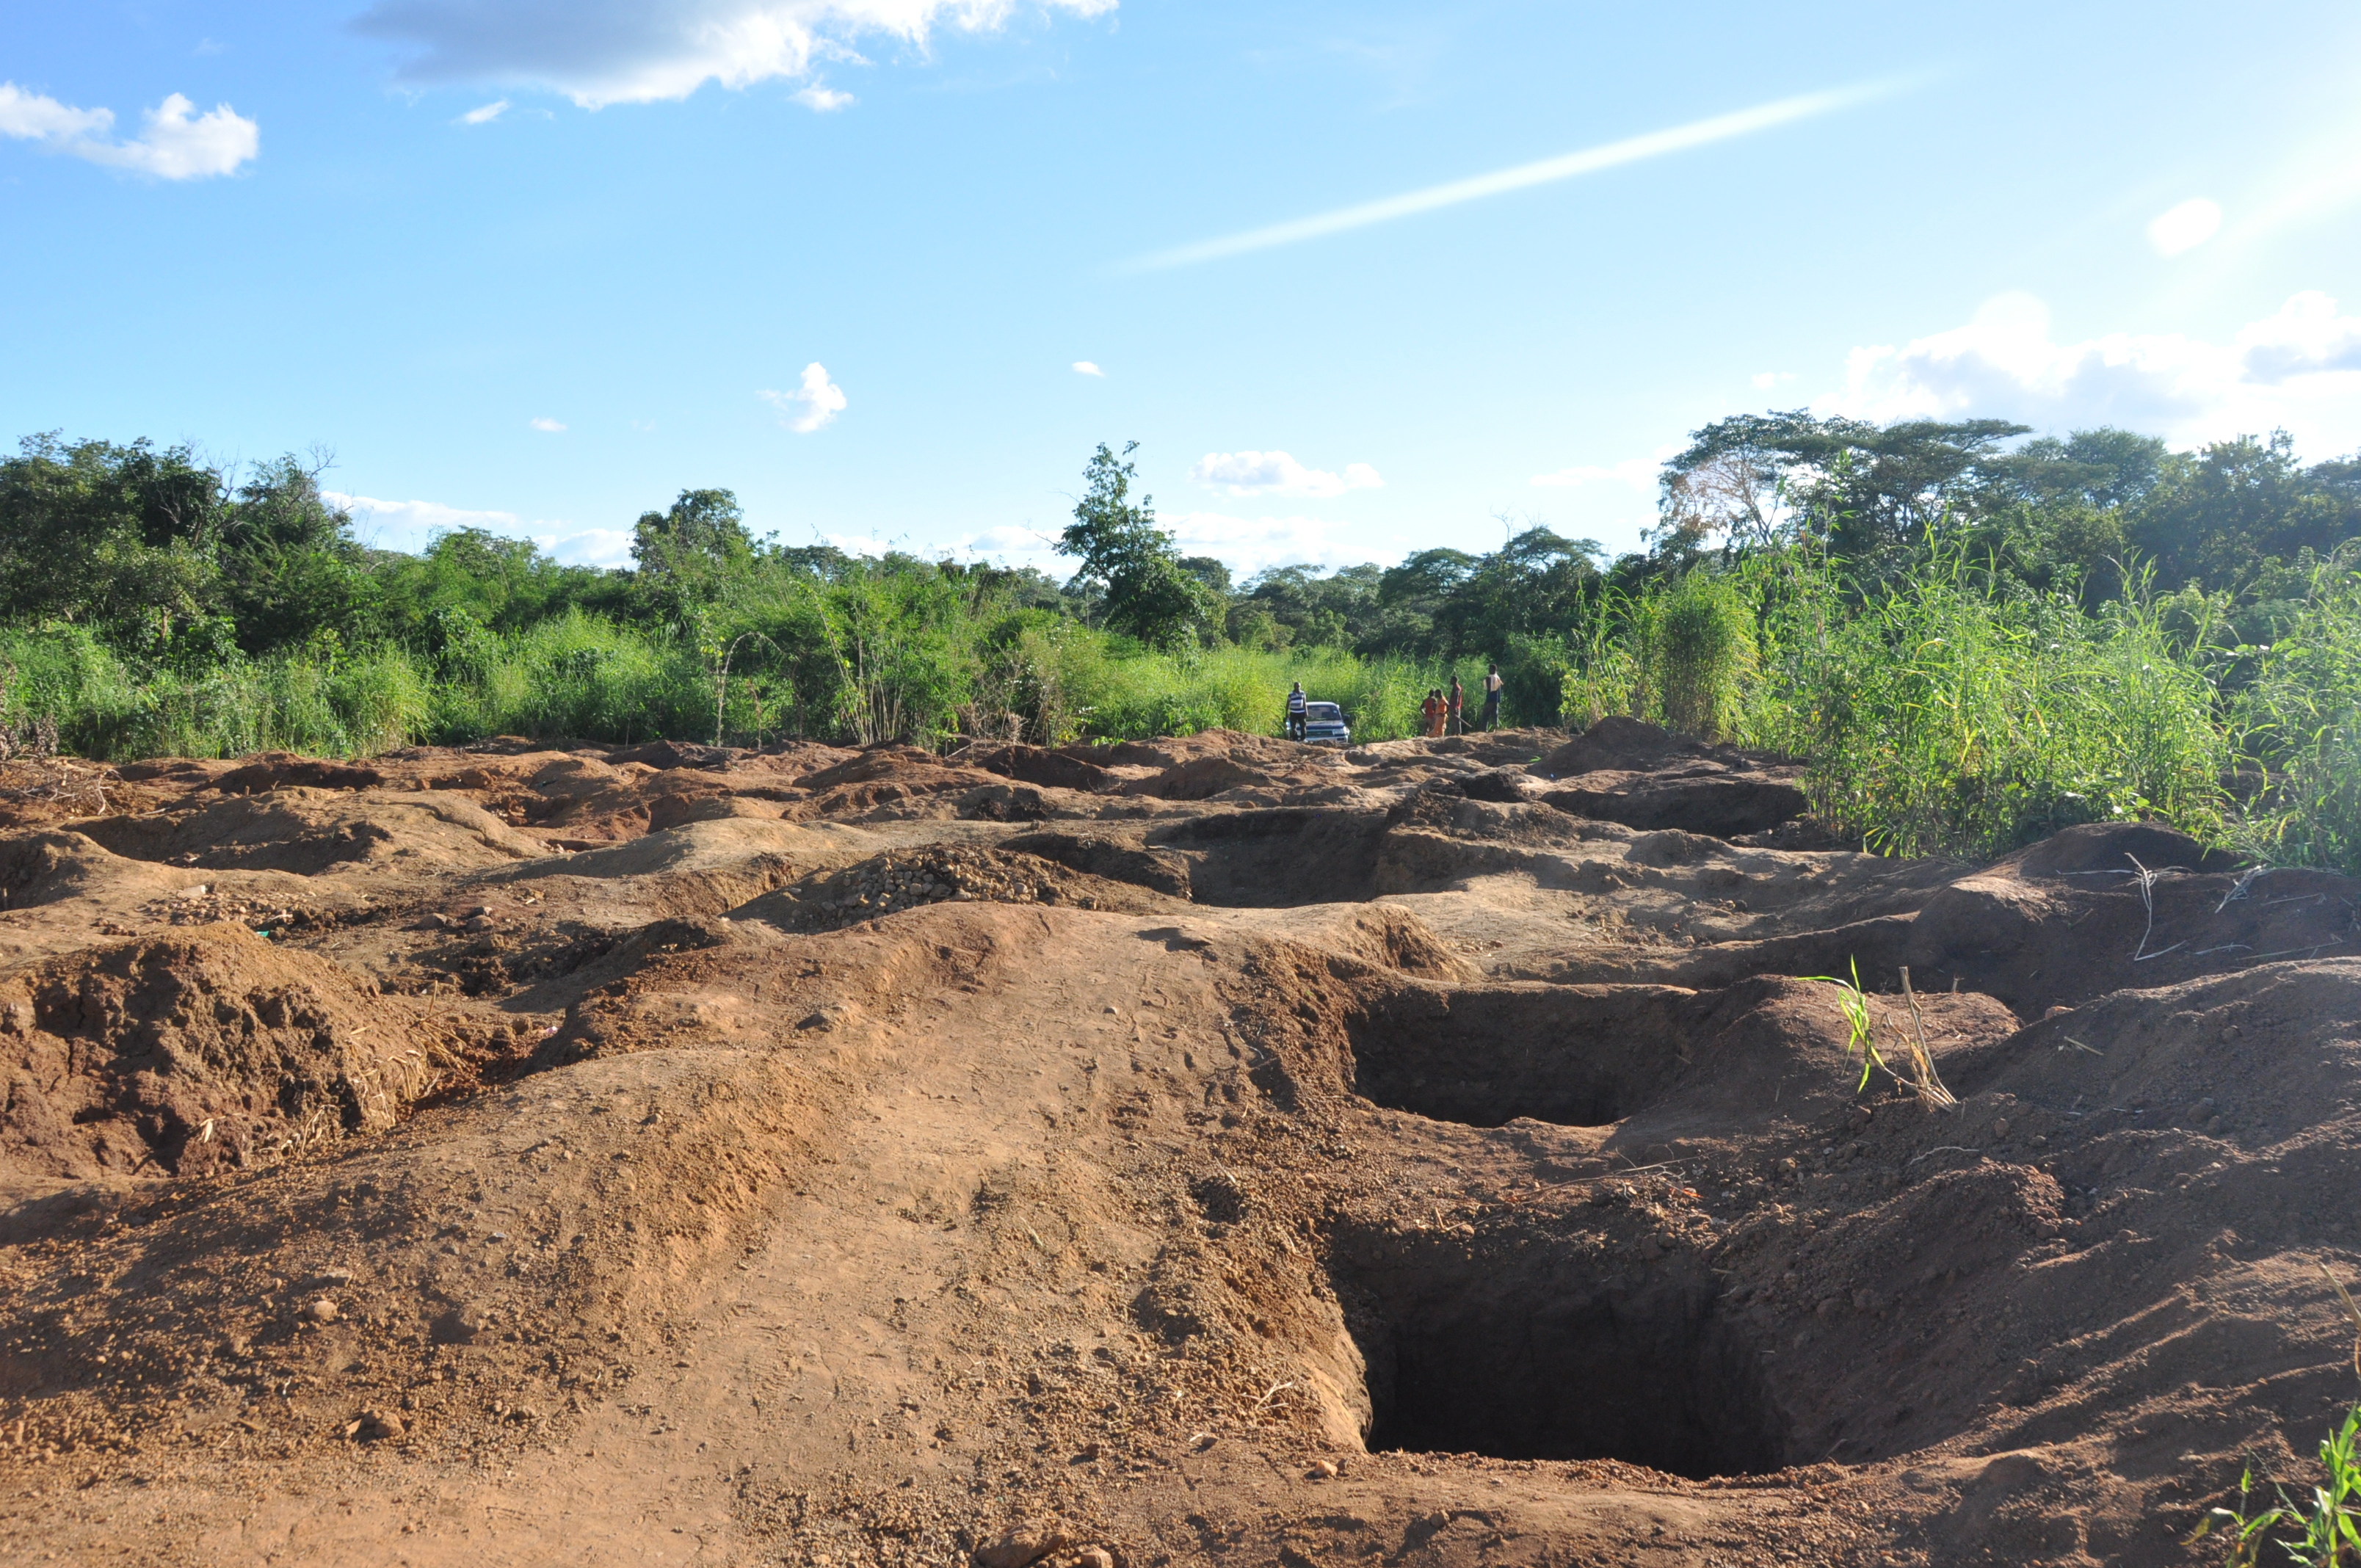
[5,2,2360,577]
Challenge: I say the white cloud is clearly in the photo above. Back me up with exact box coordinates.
[331,490,626,565]
[1820,289,2361,456]
[792,84,854,111]
[353,0,1117,108]
[540,528,634,567]
[758,363,846,432]
[1161,511,1371,575]
[0,83,257,179]
[0,83,111,142]
[460,98,510,124]
[1531,455,1655,490]
[1531,442,1680,491]
[1071,360,1104,377]
[956,523,1062,562]
[2147,197,2222,257]
[529,415,567,432]
[947,513,1370,577]
[1189,450,1382,499]
[1751,370,1796,391]
[332,493,535,556]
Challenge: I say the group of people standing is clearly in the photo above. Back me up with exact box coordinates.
[1284,664,1504,742]
[1418,666,1501,736]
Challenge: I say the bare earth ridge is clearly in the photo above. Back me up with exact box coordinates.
[0,720,2356,1567]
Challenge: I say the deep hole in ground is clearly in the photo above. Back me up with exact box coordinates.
[1333,1225,1785,1478]
[1343,984,1691,1128]
[1147,810,1388,907]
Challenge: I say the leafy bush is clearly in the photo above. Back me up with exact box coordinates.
[1645,570,1755,740]
[2232,562,2361,874]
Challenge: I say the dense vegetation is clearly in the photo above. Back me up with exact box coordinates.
[3,415,2358,868]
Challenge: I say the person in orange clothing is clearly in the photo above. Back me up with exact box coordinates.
[1421,688,1445,737]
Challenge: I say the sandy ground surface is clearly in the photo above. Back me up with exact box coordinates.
[0,719,2356,1567]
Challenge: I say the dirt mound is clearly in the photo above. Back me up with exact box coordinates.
[1001,829,1194,897]
[213,752,386,794]
[0,924,439,1179]
[1534,715,1760,777]
[1540,767,1808,836]
[1531,719,1807,837]
[77,787,546,874]
[948,741,1125,794]
[1100,727,1310,769]
[739,843,1185,932]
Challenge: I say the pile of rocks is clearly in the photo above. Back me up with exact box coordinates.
[794,846,1099,926]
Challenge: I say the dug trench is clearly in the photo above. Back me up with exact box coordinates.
[0,725,2358,1567]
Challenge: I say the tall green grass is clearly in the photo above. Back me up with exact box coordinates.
[1752,551,2230,858]
[2231,562,2361,871]
[1553,546,2237,861]
[0,615,1471,761]
[5,547,2359,878]
[0,626,432,761]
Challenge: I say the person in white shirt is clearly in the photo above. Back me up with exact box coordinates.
[1286,681,1308,741]
[1481,664,1504,730]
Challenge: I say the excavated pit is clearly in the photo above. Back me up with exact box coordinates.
[1333,1227,1785,1478]
[1343,984,1691,1127]
[1149,808,1390,907]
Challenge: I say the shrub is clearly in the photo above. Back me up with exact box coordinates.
[1645,571,1755,740]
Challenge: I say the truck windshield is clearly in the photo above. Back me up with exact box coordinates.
[1306,704,1342,721]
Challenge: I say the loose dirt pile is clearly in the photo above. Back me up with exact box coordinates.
[0,722,2357,1566]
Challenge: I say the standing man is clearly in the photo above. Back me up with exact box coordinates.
[1481,664,1504,730]
[1447,675,1465,736]
[1286,680,1308,741]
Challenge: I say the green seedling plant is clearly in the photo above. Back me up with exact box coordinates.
[2195,1267,2361,1564]
[2195,1407,2361,1566]
[1807,959,1958,1111]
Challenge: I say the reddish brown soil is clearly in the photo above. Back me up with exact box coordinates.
[1,723,2357,1567]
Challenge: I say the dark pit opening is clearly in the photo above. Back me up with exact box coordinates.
[1338,1232,1784,1478]
[1147,809,1388,908]
[1345,987,1691,1128]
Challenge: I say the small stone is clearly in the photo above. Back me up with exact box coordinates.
[1075,1549,1115,1568]
[1637,1235,1664,1260]
[1308,1458,1338,1478]
[973,1520,1071,1568]
[357,1409,405,1441]
[305,1298,339,1324]
[1992,1117,2010,1139]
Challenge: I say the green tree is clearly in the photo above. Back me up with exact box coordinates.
[1658,411,2031,572]
[1058,443,1222,649]
[631,487,757,632]
[214,454,375,653]
[0,434,227,639]
[2130,432,2361,590]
